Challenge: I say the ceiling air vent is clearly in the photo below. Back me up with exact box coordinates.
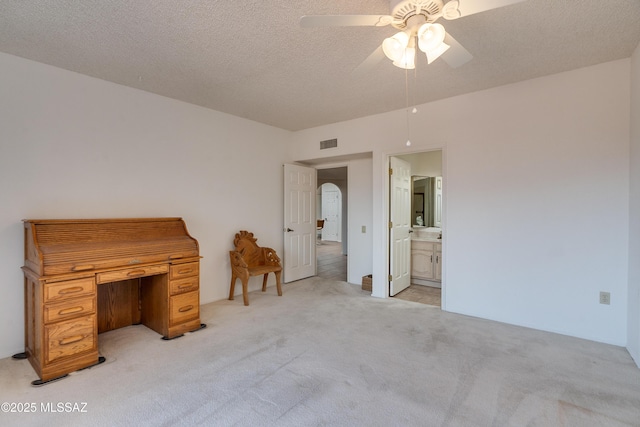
[320,138,338,150]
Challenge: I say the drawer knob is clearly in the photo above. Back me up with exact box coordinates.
[58,286,84,295]
[177,268,193,275]
[59,335,85,346]
[178,284,192,290]
[58,306,84,316]
[178,305,194,313]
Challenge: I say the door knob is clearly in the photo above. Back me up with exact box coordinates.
[286,228,294,232]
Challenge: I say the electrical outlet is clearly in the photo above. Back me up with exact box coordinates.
[599,291,610,305]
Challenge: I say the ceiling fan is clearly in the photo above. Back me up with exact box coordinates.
[300,0,526,72]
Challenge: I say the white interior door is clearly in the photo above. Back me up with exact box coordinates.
[389,157,412,296]
[321,184,340,242]
[283,164,316,283]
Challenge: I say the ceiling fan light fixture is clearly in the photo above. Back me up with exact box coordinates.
[392,46,416,69]
[417,23,446,53]
[382,31,410,61]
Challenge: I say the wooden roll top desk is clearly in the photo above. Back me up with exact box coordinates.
[19,217,205,384]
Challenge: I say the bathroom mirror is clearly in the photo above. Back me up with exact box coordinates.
[412,176,442,227]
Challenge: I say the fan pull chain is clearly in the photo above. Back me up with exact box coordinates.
[405,68,411,146]
[412,66,418,114]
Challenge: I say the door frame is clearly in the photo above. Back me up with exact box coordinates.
[378,147,447,308]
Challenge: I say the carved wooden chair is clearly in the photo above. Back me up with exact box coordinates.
[228,231,282,306]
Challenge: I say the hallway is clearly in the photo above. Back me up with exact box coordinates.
[316,241,347,282]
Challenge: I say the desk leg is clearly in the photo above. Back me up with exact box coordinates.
[161,323,207,340]
[29,356,106,387]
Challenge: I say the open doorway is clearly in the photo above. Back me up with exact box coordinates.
[316,167,347,282]
[389,150,443,307]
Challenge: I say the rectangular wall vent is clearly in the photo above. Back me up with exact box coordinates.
[320,138,338,150]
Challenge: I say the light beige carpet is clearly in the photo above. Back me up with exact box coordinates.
[1,277,639,426]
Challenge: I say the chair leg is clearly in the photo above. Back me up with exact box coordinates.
[229,275,236,301]
[241,278,249,306]
[262,274,268,292]
[275,271,282,296]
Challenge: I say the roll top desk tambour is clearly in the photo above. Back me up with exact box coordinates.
[20,218,204,383]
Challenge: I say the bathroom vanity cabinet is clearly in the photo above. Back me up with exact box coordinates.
[411,240,442,283]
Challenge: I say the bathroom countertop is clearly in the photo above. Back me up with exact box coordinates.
[411,237,442,243]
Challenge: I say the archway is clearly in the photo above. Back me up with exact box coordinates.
[318,182,341,242]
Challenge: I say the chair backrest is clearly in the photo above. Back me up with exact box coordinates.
[233,231,263,266]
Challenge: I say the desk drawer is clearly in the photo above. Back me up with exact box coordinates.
[170,276,199,296]
[44,278,95,303]
[170,291,199,325]
[44,315,96,364]
[97,264,168,284]
[170,262,199,280]
[44,296,95,324]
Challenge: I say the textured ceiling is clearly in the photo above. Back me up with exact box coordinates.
[1,1,639,131]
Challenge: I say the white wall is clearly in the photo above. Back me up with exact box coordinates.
[0,52,291,359]
[291,59,631,346]
[347,158,373,285]
[397,150,442,177]
[628,42,640,365]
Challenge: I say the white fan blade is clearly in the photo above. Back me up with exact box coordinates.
[440,33,473,68]
[443,0,526,20]
[300,15,393,27]
[352,45,386,76]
